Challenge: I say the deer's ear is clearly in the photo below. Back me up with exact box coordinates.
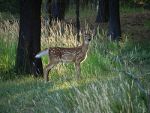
[91,28,97,37]
[80,29,85,34]
[85,30,88,34]
[80,29,83,34]
[80,29,86,37]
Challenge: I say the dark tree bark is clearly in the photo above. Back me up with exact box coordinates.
[80,0,90,9]
[144,3,150,10]
[46,0,52,24]
[76,0,80,42]
[47,0,66,24]
[16,0,43,76]
[59,0,67,19]
[96,0,109,23]
[108,0,121,40]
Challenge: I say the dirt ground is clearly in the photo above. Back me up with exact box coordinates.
[121,11,150,42]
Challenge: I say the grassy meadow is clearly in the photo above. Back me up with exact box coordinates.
[0,5,150,113]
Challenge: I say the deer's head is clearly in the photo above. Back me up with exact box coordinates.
[84,33,91,43]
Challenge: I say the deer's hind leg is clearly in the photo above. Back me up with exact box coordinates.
[44,61,58,82]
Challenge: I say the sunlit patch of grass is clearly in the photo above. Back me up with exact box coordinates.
[48,80,79,92]
[48,77,98,93]
[0,20,18,80]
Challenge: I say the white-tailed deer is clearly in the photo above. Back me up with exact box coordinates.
[35,33,92,81]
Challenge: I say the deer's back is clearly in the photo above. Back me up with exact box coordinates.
[48,47,86,62]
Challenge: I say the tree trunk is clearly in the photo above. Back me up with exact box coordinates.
[46,0,52,25]
[47,0,66,24]
[96,0,109,23]
[76,0,80,42]
[108,0,121,40]
[16,0,43,76]
[59,0,66,20]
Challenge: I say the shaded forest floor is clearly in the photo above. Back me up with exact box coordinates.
[66,10,150,42]
[121,11,150,41]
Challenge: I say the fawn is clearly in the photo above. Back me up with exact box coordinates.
[35,33,92,81]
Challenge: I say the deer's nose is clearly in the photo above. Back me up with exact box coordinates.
[88,38,91,41]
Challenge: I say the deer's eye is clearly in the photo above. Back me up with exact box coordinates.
[88,38,91,41]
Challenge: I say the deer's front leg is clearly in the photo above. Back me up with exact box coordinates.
[75,62,81,79]
[44,63,55,82]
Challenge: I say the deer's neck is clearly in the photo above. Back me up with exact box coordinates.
[82,41,89,53]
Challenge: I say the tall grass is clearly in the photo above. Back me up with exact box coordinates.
[0,18,149,113]
[0,76,148,113]
[0,20,18,80]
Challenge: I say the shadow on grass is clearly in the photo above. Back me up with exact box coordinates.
[0,67,32,81]
[0,74,97,113]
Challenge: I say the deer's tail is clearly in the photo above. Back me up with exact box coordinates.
[35,49,48,58]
